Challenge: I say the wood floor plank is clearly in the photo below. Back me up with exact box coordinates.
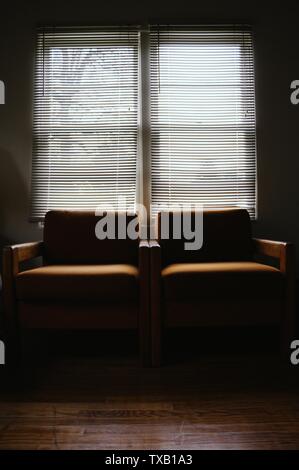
[0,350,299,450]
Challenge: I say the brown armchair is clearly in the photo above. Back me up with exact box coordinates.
[150,209,296,366]
[2,210,150,366]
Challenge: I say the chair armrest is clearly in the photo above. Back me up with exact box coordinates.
[3,241,44,277]
[149,240,162,366]
[2,242,43,347]
[138,240,150,365]
[149,240,161,248]
[139,240,150,276]
[253,238,296,355]
[253,238,295,275]
[149,239,161,276]
[139,239,150,250]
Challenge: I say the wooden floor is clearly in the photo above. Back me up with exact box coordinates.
[0,329,299,450]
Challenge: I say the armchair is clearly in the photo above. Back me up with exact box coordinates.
[150,209,296,366]
[2,210,150,366]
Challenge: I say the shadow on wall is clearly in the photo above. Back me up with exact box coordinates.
[0,147,31,274]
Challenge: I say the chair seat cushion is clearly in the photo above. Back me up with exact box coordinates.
[16,264,139,301]
[162,262,284,301]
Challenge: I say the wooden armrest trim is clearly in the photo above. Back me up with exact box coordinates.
[149,240,161,249]
[3,241,44,279]
[139,240,150,274]
[138,240,150,365]
[253,238,287,259]
[149,240,161,272]
[149,240,162,366]
[8,241,44,263]
[139,240,150,273]
[253,238,295,276]
[139,240,150,249]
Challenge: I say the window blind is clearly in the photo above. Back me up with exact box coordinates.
[150,26,257,217]
[31,27,139,220]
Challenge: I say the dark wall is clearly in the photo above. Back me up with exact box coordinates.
[0,1,299,264]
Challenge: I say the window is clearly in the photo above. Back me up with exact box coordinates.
[150,26,256,217]
[31,27,139,220]
[31,26,256,221]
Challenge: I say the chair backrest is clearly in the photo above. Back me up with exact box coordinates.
[157,208,253,266]
[43,210,139,265]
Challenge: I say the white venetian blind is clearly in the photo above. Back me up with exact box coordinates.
[31,27,139,220]
[150,26,257,218]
